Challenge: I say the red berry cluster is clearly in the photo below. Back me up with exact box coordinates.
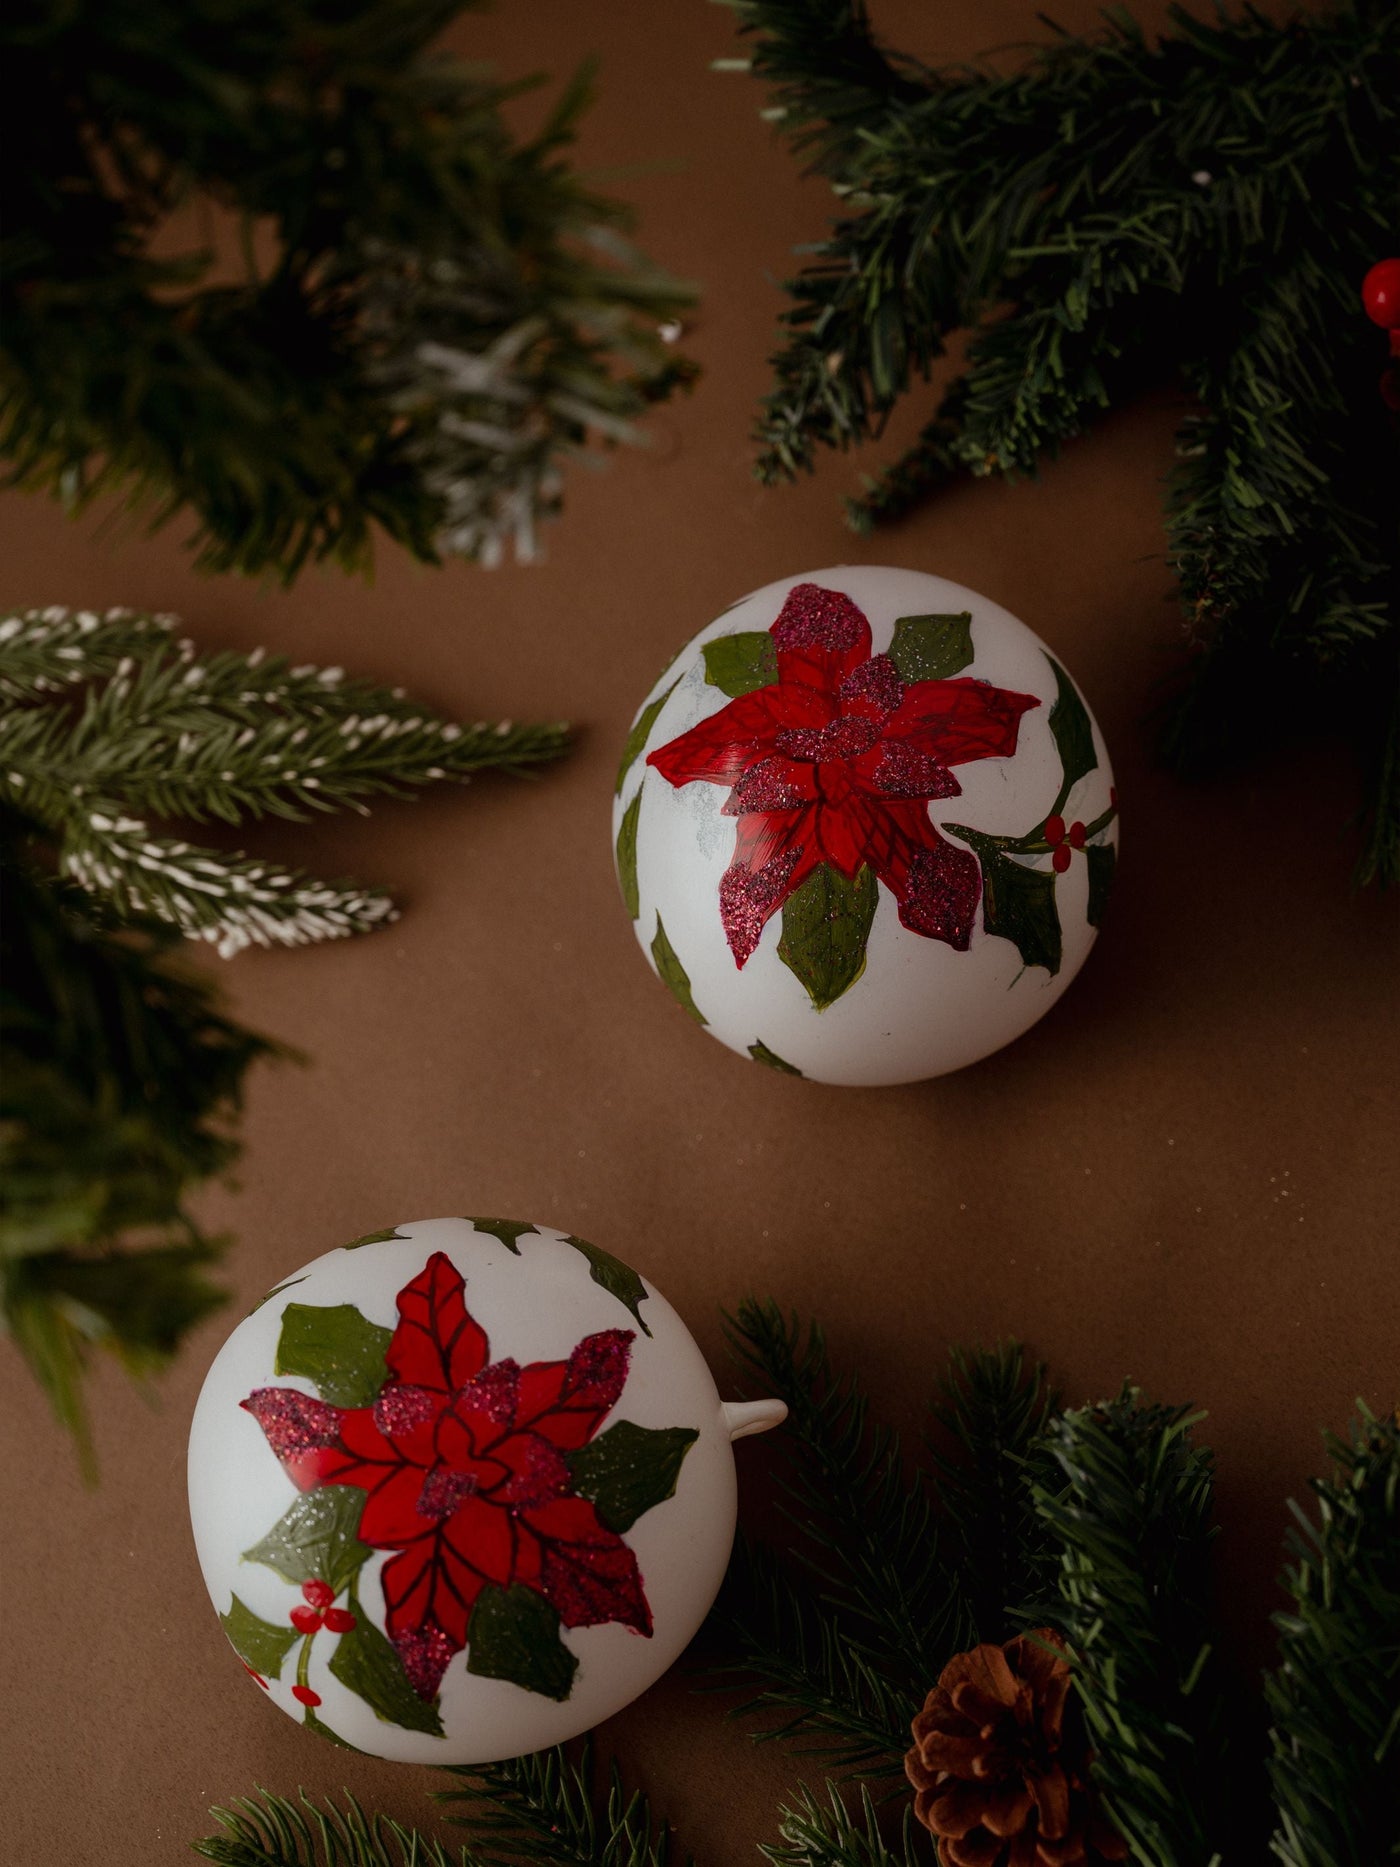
[1044,813,1086,873]
[287,1579,357,1707]
[1362,258,1400,412]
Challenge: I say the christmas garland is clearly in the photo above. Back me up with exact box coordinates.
[0,606,569,1469]
[191,1310,1400,1866]
[1,0,695,578]
[720,0,1400,886]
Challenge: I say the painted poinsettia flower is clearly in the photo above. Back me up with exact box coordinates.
[646,583,1039,964]
[242,1252,649,1699]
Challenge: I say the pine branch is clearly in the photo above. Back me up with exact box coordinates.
[1265,1406,1400,1867]
[760,1782,927,1867]
[928,1343,1060,1642]
[0,606,570,952]
[1030,1390,1226,1867]
[2,0,695,578]
[192,1788,469,1867]
[438,1743,689,1867]
[706,1535,918,1775]
[724,1301,968,1694]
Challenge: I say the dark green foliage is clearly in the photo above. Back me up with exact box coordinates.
[726,0,1400,883]
[0,828,278,1474]
[438,1743,689,1867]
[0,605,569,952]
[193,1789,469,1866]
[761,1782,923,1867]
[2,0,694,579]
[1265,1407,1400,1867]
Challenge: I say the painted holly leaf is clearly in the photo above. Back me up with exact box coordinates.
[1047,658,1097,794]
[468,1219,539,1255]
[749,1039,802,1075]
[977,845,1063,976]
[467,1583,578,1702]
[328,1604,445,1736]
[275,1303,393,1409]
[777,862,877,1011]
[888,612,974,683]
[616,790,642,920]
[651,914,706,1025]
[562,1235,654,1338]
[242,1487,372,1598]
[1086,842,1117,927]
[220,1593,298,1679]
[647,584,1037,970]
[616,678,679,795]
[344,1228,408,1251]
[303,1704,364,1750]
[241,1252,664,1709]
[702,631,779,697]
[566,1421,699,1533]
[247,1276,306,1315]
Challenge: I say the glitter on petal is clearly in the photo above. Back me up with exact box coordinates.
[395,1622,458,1700]
[772,582,867,654]
[241,1388,341,1459]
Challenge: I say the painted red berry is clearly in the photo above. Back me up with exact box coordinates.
[322,1608,357,1634]
[1109,786,1118,809]
[302,1580,335,1610]
[290,1604,324,1634]
[1044,814,1066,846]
[239,1661,269,1689]
[1361,258,1400,330]
[291,1684,322,1707]
[1052,846,1072,874]
[1068,820,1086,849]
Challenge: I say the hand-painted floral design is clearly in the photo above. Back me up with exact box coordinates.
[238,1252,690,1718]
[646,583,1038,969]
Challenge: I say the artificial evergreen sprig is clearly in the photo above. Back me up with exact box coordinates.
[725,0,1400,884]
[437,1744,689,1867]
[193,1788,470,1867]
[2,0,696,578]
[0,606,569,955]
[761,1783,922,1867]
[1264,1406,1400,1867]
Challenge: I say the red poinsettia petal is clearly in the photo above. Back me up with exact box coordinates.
[646,686,804,790]
[379,1490,525,1696]
[884,677,1038,769]
[241,1388,366,1491]
[723,754,819,817]
[491,1430,573,1507]
[435,1359,522,1466]
[771,583,872,694]
[516,1329,635,1450]
[855,799,982,950]
[525,1494,653,1635]
[368,1383,440,1467]
[384,1252,488,1396]
[718,804,825,964]
[355,1462,433,1546]
[837,652,903,723]
[848,739,962,802]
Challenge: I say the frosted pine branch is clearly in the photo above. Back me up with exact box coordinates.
[0,606,570,952]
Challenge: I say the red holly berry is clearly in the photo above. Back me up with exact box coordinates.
[290,1605,324,1634]
[1362,258,1400,330]
[239,1661,269,1690]
[302,1580,335,1610]
[1052,846,1072,874]
[323,1608,357,1634]
[1068,820,1086,849]
[291,1684,321,1707]
[1109,786,1118,809]
[1044,814,1066,846]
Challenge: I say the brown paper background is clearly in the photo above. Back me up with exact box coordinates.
[2,3,1396,1860]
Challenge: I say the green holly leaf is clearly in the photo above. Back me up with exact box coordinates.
[1086,842,1117,927]
[302,1705,364,1751]
[220,1593,298,1679]
[468,1219,538,1255]
[616,791,641,920]
[777,863,877,1010]
[566,1420,699,1533]
[343,1228,407,1251]
[242,1489,371,1597]
[978,847,1063,976]
[1047,657,1097,794]
[562,1235,653,1338]
[328,1608,445,1736]
[616,678,679,795]
[651,914,706,1024]
[274,1303,392,1408]
[749,1039,802,1075]
[702,631,778,697]
[888,612,974,682]
[247,1276,306,1315]
[466,1584,577,1702]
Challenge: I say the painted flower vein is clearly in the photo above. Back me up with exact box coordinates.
[646,583,1039,964]
[242,1251,650,1700]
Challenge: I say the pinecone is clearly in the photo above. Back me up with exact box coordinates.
[904,1630,1128,1867]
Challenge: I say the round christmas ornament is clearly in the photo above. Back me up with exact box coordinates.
[613,566,1119,1085]
[188,1219,784,1763]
